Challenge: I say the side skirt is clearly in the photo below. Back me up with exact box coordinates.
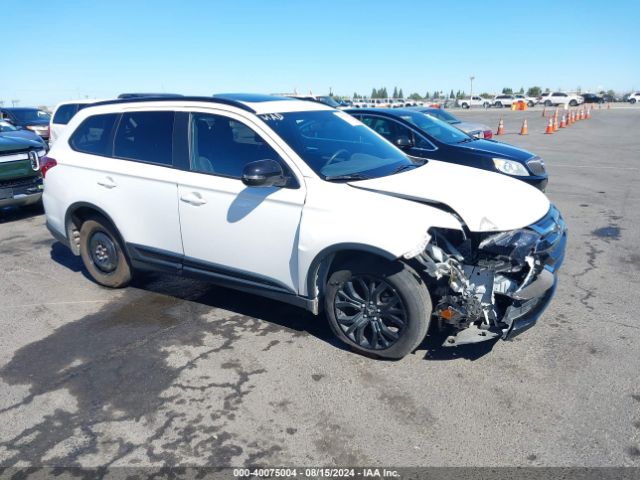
[126,243,319,314]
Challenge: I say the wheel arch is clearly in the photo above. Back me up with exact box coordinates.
[64,202,123,256]
[305,243,398,306]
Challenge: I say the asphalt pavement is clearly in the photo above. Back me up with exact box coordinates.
[0,106,638,468]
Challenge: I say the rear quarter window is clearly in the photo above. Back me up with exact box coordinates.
[69,113,118,156]
[53,104,79,125]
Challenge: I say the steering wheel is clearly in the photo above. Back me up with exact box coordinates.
[325,149,350,166]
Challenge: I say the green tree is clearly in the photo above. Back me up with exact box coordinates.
[408,92,422,100]
[480,92,492,99]
[519,87,524,94]
[433,91,439,99]
[502,87,513,95]
[398,88,404,98]
[527,86,542,97]
[380,87,388,98]
[392,87,398,98]
[449,89,455,99]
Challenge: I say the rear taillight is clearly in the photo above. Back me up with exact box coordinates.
[40,156,57,178]
[483,130,493,139]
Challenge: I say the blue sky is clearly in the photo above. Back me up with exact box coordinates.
[3,0,638,106]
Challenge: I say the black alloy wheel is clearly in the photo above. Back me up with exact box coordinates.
[334,275,407,350]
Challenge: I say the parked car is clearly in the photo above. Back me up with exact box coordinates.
[50,99,101,145]
[0,108,51,141]
[492,95,518,108]
[628,92,640,104]
[410,107,493,139]
[0,135,47,208]
[514,94,536,107]
[538,92,583,107]
[283,94,344,109]
[456,96,491,109]
[580,93,605,104]
[0,120,48,148]
[347,108,547,190]
[43,94,565,358]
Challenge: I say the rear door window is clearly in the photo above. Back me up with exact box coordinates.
[113,111,175,166]
[69,114,118,156]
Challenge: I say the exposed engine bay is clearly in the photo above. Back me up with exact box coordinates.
[406,206,566,346]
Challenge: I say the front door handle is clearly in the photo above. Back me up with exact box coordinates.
[97,176,116,189]
[180,192,207,206]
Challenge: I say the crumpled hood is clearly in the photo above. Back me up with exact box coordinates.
[349,160,550,232]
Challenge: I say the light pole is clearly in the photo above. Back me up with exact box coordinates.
[469,76,475,100]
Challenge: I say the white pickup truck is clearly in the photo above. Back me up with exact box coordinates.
[456,96,491,109]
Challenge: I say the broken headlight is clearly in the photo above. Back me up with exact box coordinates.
[493,158,530,176]
[478,229,540,261]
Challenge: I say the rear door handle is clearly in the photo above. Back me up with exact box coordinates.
[97,176,116,189]
[180,192,207,206]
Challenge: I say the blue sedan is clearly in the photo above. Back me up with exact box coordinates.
[346,108,548,191]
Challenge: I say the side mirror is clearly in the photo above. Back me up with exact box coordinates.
[241,159,287,188]
[395,135,413,150]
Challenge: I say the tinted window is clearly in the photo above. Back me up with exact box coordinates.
[360,116,412,144]
[190,113,281,178]
[263,110,412,180]
[114,111,174,166]
[70,113,118,156]
[53,104,79,125]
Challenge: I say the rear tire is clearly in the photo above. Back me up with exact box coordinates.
[324,259,431,359]
[631,99,637,104]
[495,102,503,108]
[569,100,577,107]
[544,100,552,107]
[80,217,132,288]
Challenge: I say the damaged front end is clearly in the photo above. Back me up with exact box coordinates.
[406,205,567,346]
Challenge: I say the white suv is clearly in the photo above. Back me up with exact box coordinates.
[628,92,640,104]
[42,94,566,359]
[539,92,583,107]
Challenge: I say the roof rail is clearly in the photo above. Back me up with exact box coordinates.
[87,96,256,113]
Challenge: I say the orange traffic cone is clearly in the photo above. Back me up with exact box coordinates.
[574,110,579,122]
[560,114,566,128]
[519,119,528,135]
[571,110,576,123]
[545,117,554,134]
[580,109,585,120]
[586,108,591,119]
[542,107,546,117]
[607,102,611,110]
[496,118,505,135]
[553,114,559,131]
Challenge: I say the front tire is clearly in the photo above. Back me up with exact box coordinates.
[324,259,431,359]
[631,98,637,104]
[544,100,552,107]
[495,102,503,108]
[569,100,577,107]
[80,217,132,288]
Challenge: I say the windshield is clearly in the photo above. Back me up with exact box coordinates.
[420,108,460,124]
[0,121,18,132]
[261,110,413,180]
[8,109,51,124]
[399,111,471,145]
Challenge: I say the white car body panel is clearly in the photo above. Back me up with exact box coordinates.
[44,96,550,300]
[347,160,550,233]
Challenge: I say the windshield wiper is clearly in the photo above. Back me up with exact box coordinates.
[390,164,419,174]
[324,173,370,182]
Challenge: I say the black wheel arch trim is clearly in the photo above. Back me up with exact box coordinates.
[64,201,123,256]
[305,243,398,300]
